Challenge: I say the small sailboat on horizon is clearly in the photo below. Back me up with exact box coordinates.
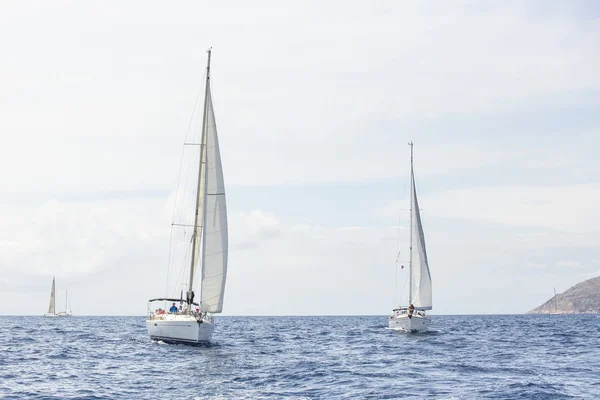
[44,276,72,317]
[389,142,432,333]
[146,48,228,345]
[550,287,560,314]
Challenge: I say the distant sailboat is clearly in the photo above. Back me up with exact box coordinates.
[44,277,72,317]
[389,142,432,333]
[551,287,559,314]
[146,48,228,344]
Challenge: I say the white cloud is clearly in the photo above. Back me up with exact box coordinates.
[526,262,547,269]
[232,210,281,250]
[556,260,584,268]
[1,1,599,193]
[237,210,280,238]
[0,1,598,316]
[0,195,597,316]
[0,197,169,314]
[225,223,400,315]
[384,183,600,235]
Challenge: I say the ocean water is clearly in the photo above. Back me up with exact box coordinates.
[0,315,598,399]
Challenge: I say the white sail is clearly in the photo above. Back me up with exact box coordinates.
[145,49,222,344]
[48,277,56,314]
[189,112,207,292]
[410,170,432,310]
[200,85,228,313]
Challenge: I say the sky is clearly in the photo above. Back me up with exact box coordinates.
[0,1,599,316]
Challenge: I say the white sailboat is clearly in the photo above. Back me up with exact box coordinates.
[550,287,559,314]
[146,48,228,344]
[44,276,72,317]
[389,142,432,333]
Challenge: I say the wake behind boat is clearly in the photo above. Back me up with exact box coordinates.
[389,142,433,333]
[146,48,228,345]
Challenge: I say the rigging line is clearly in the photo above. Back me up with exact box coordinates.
[394,161,411,307]
[173,239,192,299]
[170,237,184,299]
[165,224,175,298]
[175,95,204,222]
[165,72,207,299]
[395,256,398,308]
[402,273,408,306]
[171,98,204,235]
[183,241,194,296]
[174,70,207,221]
[169,220,189,296]
[168,224,186,296]
[168,198,195,299]
[171,71,207,225]
[175,147,198,224]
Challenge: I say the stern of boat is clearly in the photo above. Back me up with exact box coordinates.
[146,300,215,344]
[389,308,431,333]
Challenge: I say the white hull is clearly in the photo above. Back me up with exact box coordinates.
[44,313,72,317]
[389,313,430,333]
[146,314,214,344]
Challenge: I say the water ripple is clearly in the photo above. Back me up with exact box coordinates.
[1,315,599,399]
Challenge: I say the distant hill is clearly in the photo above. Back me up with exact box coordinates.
[528,276,600,314]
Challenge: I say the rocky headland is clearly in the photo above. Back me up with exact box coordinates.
[528,276,600,314]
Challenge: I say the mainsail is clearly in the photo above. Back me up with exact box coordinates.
[200,85,228,313]
[186,49,228,313]
[48,277,56,314]
[410,170,432,310]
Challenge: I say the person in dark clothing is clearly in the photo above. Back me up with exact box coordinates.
[169,303,178,313]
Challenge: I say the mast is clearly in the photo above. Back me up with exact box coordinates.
[187,48,212,308]
[65,290,67,313]
[198,50,213,314]
[408,141,414,305]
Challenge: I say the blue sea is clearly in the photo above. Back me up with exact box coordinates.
[0,315,598,399]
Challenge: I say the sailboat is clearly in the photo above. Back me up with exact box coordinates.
[146,48,228,344]
[551,287,559,314]
[44,276,72,317]
[389,142,432,333]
